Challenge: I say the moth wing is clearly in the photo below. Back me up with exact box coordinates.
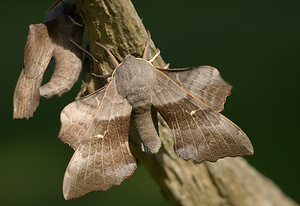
[24,23,54,78]
[13,23,54,119]
[59,80,136,200]
[156,66,232,112]
[152,68,253,163]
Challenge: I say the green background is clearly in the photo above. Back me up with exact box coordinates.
[2,0,299,205]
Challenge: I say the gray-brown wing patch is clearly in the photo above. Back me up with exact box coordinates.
[157,66,232,112]
[152,69,253,163]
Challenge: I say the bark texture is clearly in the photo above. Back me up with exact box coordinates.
[74,0,298,205]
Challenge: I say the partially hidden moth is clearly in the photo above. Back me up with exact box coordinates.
[13,0,83,119]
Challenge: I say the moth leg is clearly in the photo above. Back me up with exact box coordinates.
[91,73,112,79]
[70,39,98,63]
[68,15,84,27]
[66,3,84,27]
[95,41,119,68]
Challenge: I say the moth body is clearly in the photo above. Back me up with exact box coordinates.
[114,55,161,153]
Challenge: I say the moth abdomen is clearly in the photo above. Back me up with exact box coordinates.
[133,109,161,154]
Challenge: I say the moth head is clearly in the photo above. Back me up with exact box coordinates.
[122,54,154,70]
[123,54,136,62]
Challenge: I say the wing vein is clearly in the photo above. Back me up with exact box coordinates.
[209,111,242,152]
[181,82,227,101]
[182,108,200,159]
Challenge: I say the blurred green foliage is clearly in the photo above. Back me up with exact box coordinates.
[1,0,299,205]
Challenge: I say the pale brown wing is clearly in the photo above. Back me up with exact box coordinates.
[13,24,54,119]
[156,66,232,112]
[152,68,253,163]
[58,80,136,200]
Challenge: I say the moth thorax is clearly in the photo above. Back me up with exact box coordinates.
[115,55,156,108]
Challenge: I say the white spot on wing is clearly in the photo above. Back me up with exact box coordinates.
[94,131,107,139]
[190,110,196,116]
[95,134,104,139]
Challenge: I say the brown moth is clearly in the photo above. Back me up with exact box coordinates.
[58,34,254,200]
[13,0,83,119]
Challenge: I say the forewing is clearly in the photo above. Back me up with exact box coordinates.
[59,80,136,200]
[157,66,232,112]
[152,69,253,163]
[13,24,54,119]
[24,23,54,78]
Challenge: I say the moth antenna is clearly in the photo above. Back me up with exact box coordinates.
[148,49,160,63]
[46,0,64,13]
[95,41,120,68]
[142,30,151,60]
[70,39,99,63]
[91,73,112,79]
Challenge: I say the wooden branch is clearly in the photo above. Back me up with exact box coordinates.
[74,0,298,205]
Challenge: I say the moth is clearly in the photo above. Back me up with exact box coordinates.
[58,34,254,200]
[13,0,83,119]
